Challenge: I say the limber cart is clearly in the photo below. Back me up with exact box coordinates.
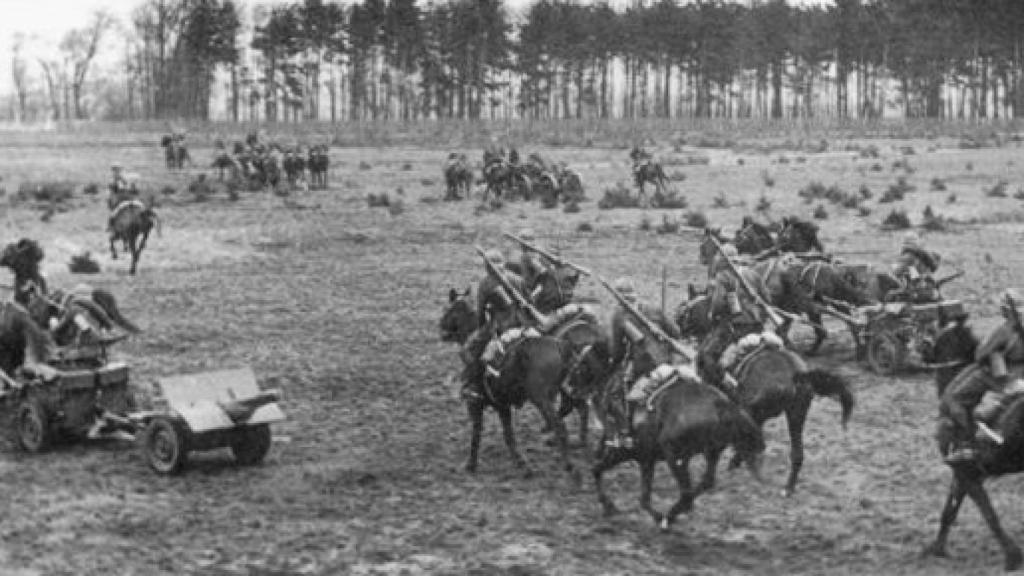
[860,299,968,375]
[1,336,284,475]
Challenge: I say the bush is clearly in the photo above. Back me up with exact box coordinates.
[930,177,947,192]
[986,180,1009,198]
[870,163,883,172]
[921,205,948,232]
[684,211,708,228]
[68,252,101,274]
[387,198,405,216]
[650,189,688,209]
[761,170,775,188]
[563,200,581,213]
[1015,187,1024,200]
[713,192,729,208]
[946,193,957,204]
[882,209,911,230]
[420,178,435,187]
[367,192,390,207]
[83,183,100,195]
[656,215,681,235]
[16,181,74,203]
[639,215,652,231]
[401,162,413,171]
[358,161,372,170]
[880,177,915,203]
[576,221,593,232]
[161,185,176,196]
[859,184,872,199]
[966,161,974,171]
[187,175,214,201]
[668,170,687,182]
[858,206,872,217]
[900,145,916,155]
[859,144,880,159]
[812,204,829,219]
[598,182,640,209]
[756,195,772,212]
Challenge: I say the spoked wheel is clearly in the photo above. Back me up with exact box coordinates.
[230,424,272,466]
[144,417,189,475]
[868,329,905,376]
[17,398,52,453]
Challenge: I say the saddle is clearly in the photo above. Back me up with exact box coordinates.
[110,199,147,220]
[539,304,597,336]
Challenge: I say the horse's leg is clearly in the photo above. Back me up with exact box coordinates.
[576,399,589,452]
[922,474,966,560]
[593,448,631,516]
[638,458,662,525]
[782,401,810,497]
[807,310,827,356]
[497,404,531,476]
[963,476,1023,571]
[464,399,484,473]
[128,235,139,275]
[663,453,697,529]
[698,447,723,493]
[109,235,118,260]
[537,398,579,486]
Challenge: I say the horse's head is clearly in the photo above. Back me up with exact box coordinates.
[532,266,580,314]
[440,287,477,344]
[734,218,773,254]
[0,238,44,278]
[931,318,978,397]
[674,290,711,341]
[699,227,723,265]
[778,217,823,253]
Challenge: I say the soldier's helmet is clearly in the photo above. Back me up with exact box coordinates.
[484,249,505,265]
[614,277,637,303]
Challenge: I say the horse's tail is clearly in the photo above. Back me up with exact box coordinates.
[795,369,855,429]
[146,209,163,238]
[91,289,141,333]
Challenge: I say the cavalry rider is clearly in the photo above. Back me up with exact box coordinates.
[629,145,654,178]
[891,232,941,303]
[699,243,767,398]
[606,276,684,448]
[458,249,530,401]
[107,164,139,232]
[942,289,1024,464]
[513,228,550,298]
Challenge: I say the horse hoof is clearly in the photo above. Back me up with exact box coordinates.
[921,543,947,559]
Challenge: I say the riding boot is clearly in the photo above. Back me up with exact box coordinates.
[459,362,485,402]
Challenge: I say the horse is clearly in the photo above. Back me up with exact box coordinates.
[0,238,47,306]
[109,201,160,275]
[726,347,855,495]
[212,152,240,182]
[483,160,531,201]
[439,287,477,345]
[443,153,473,201]
[161,135,191,170]
[777,216,824,253]
[735,216,776,256]
[922,320,1024,571]
[629,148,669,204]
[592,372,766,528]
[308,145,329,190]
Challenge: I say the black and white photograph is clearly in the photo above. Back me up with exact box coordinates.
[1,0,1024,574]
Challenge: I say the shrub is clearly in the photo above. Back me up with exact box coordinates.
[650,189,688,209]
[401,162,413,171]
[930,178,947,192]
[598,182,640,209]
[576,221,593,232]
[656,215,680,235]
[387,198,405,216]
[882,209,911,230]
[420,178,435,187]
[761,170,775,188]
[16,181,74,203]
[966,161,974,171]
[713,192,729,208]
[858,206,872,217]
[161,185,176,196]
[1015,187,1024,200]
[668,170,687,182]
[563,200,581,213]
[756,195,772,212]
[859,184,872,199]
[812,204,829,219]
[68,252,101,274]
[366,192,390,207]
[859,144,880,159]
[358,161,372,170]
[986,180,1009,198]
[921,205,948,232]
[946,193,957,204]
[684,211,708,228]
[870,163,883,172]
[83,183,100,195]
[187,175,214,202]
[900,145,916,155]
[639,215,652,231]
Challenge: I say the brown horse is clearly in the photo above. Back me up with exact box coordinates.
[735,216,777,255]
[592,372,766,528]
[777,216,825,253]
[922,320,1024,571]
[443,153,473,200]
[109,201,160,275]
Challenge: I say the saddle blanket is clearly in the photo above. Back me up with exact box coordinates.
[721,331,784,372]
[627,364,700,408]
[974,378,1024,424]
[481,327,541,366]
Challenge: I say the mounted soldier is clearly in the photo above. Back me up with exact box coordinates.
[891,232,941,303]
[107,164,141,232]
[699,242,770,397]
[942,289,1024,464]
[604,276,689,448]
[458,249,532,401]
[511,228,549,297]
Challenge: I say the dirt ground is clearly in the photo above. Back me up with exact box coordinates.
[2,131,1024,575]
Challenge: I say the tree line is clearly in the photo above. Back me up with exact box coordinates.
[11,0,1024,123]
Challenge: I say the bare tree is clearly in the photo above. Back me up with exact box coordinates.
[60,9,116,119]
[11,33,31,121]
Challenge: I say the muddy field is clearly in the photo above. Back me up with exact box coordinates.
[2,129,1024,575]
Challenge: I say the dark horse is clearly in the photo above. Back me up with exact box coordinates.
[592,371,766,528]
[922,320,1024,571]
[0,238,47,306]
[161,135,191,170]
[109,201,160,275]
[629,148,669,205]
[443,153,474,201]
[735,216,776,256]
[777,216,824,253]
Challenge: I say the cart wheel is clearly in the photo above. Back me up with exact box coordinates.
[17,398,52,453]
[144,417,189,475]
[230,424,272,466]
[868,330,905,375]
